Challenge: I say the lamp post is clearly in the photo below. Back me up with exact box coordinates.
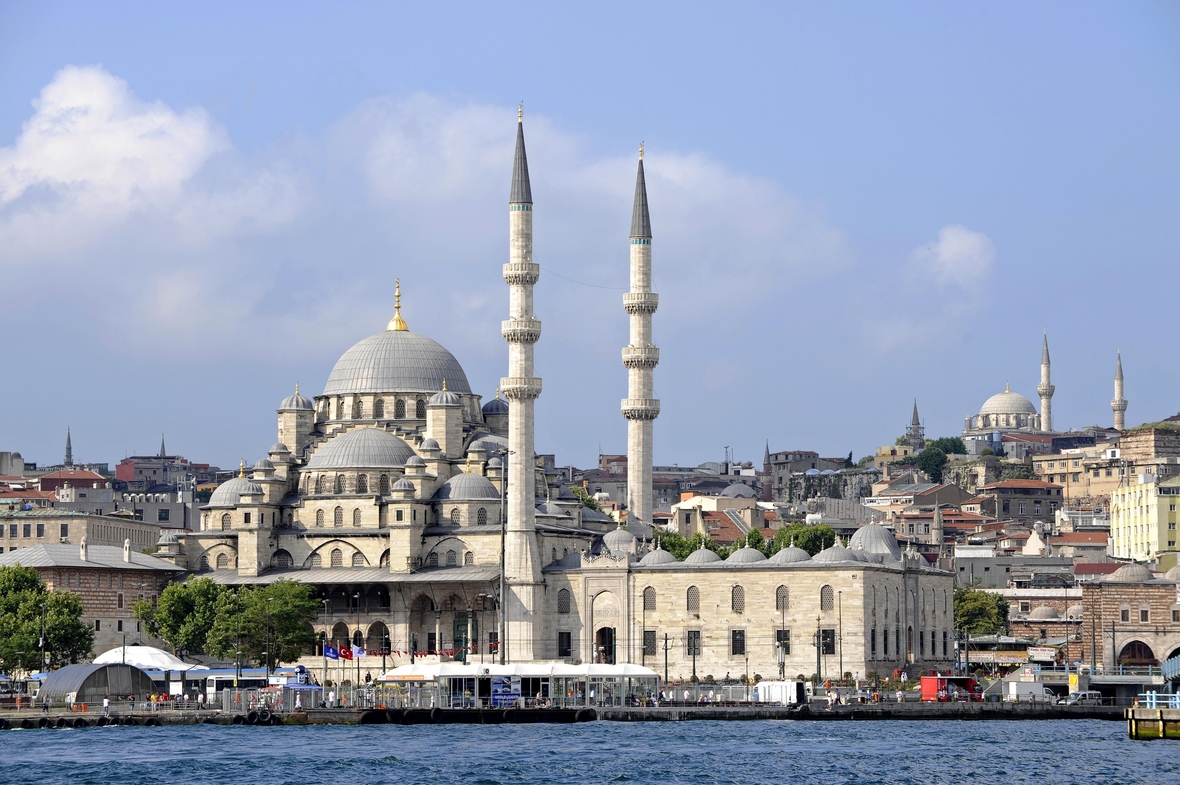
[838,590,843,682]
[265,597,275,676]
[477,593,490,664]
[353,592,361,689]
[321,598,330,690]
[38,601,47,673]
[499,451,512,665]
[815,615,822,682]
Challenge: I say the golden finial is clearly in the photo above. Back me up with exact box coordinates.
[238,459,246,478]
[387,279,408,331]
[1005,381,1010,393]
[465,453,472,472]
[639,142,643,161]
[518,102,523,122]
[495,387,501,400]
[295,382,299,396]
[442,379,448,392]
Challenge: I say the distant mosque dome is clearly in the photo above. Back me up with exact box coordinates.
[433,472,499,501]
[482,396,509,416]
[769,545,812,565]
[725,546,767,564]
[720,483,756,499]
[685,546,722,565]
[979,389,1038,416]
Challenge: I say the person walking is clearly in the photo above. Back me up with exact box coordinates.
[103,696,110,717]
[295,693,302,711]
[42,695,49,714]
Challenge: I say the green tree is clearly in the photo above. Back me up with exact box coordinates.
[0,566,93,672]
[568,484,602,512]
[927,436,966,455]
[206,581,318,666]
[770,522,836,556]
[844,451,854,469]
[656,530,726,561]
[894,435,909,446]
[744,528,767,554]
[954,585,1009,635]
[915,446,948,483]
[1001,464,1036,480]
[134,577,225,656]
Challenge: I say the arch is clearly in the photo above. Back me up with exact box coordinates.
[776,585,789,612]
[316,509,325,527]
[272,550,293,568]
[199,556,209,571]
[352,399,363,419]
[374,399,385,419]
[357,475,368,494]
[427,552,438,567]
[464,552,474,566]
[445,550,457,567]
[643,586,656,612]
[366,621,390,650]
[820,584,834,612]
[1119,640,1158,666]
[415,399,426,419]
[558,588,571,614]
[477,508,488,526]
[331,622,350,646]
[330,548,343,568]
[308,553,322,568]
[731,585,746,613]
[315,476,324,494]
[450,508,461,525]
[334,506,344,527]
[216,553,229,569]
[1167,646,1180,663]
[351,552,366,567]
[379,549,390,567]
[379,475,390,495]
[352,508,362,526]
[687,585,700,614]
[395,399,406,419]
[335,475,345,494]
[220,513,231,531]
[353,629,364,647]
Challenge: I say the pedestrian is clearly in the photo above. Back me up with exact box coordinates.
[42,695,49,714]
[896,689,903,703]
[328,689,335,707]
[683,688,690,702]
[198,692,205,710]
[295,693,302,711]
[103,696,110,717]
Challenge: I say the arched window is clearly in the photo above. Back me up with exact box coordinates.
[316,509,325,527]
[335,397,343,419]
[221,513,231,531]
[309,553,322,568]
[199,556,209,570]
[557,588,571,614]
[446,550,457,567]
[353,630,364,647]
[731,585,745,613]
[450,508,461,525]
[415,399,426,419]
[330,549,343,568]
[335,475,345,494]
[379,475,390,495]
[374,399,384,418]
[334,507,344,527]
[216,553,229,569]
[315,476,324,494]
[776,585,789,611]
[820,585,834,612]
[464,552,474,566]
[273,550,292,568]
[357,475,368,493]
[395,399,406,419]
[379,550,390,567]
[351,552,365,567]
[352,399,363,419]
[643,586,656,612]
[477,508,488,525]
[352,508,362,526]
[687,585,700,614]
[427,552,438,567]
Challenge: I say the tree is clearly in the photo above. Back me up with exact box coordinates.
[770,522,836,556]
[744,528,766,554]
[656,530,726,561]
[0,566,93,673]
[894,435,910,446]
[1001,464,1036,480]
[206,581,319,666]
[844,451,854,469]
[915,446,948,483]
[927,437,966,455]
[568,484,602,512]
[954,585,1009,635]
[134,577,225,656]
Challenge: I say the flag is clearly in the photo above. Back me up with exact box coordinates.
[352,645,365,659]
[340,646,353,661]
[324,644,339,660]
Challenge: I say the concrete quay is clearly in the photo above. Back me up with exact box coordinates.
[1125,707,1180,739]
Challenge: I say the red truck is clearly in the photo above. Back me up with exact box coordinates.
[920,675,982,702]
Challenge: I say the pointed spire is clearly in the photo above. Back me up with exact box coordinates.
[1116,348,1123,380]
[510,103,532,204]
[64,428,73,467]
[911,399,921,428]
[387,278,408,331]
[1041,329,1050,365]
[159,433,166,458]
[630,144,651,239]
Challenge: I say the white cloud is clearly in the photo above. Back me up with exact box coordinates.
[909,224,995,291]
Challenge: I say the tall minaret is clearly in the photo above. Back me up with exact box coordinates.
[64,428,73,467]
[1112,349,1127,431]
[1037,330,1055,432]
[622,143,659,539]
[500,105,543,661]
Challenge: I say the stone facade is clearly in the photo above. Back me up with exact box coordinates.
[0,510,159,555]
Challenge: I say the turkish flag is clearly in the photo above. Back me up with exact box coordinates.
[340,646,353,660]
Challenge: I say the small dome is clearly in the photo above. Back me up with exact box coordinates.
[420,438,440,452]
[433,472,499,501]
[306,428,416,470]
[278,389,314,411]
[685,546,722,565]
[979,389,1037,416]
[253,458,274,470]
[639,546,679,566]
[482,396,509,416]
[813,544,860,564]
[428,387,462,407]
[580,506,613,523]
[392,478,416,491]
[769,545,812,565]
[847,524,902,561]
[269,442,290,454]
[405,455,426,467]
[157,530,178,546]
[1165,566,1180,582]
[603,527,637,555]
[486,457,502,469]
[1028,605,1060,620]
[536,501,569,517]
[1106,563,1156,583]
[726,546,768,564]
[207,476,264,508]
[1066,604,1085,620]
[720,483,756,498]
[804,468,820,476]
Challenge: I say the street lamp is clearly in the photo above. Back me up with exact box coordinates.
[38,602,48,672]
[265,597,275,676]
[353,592,361,689]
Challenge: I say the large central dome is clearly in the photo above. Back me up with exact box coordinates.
[323,330,472,396]
[979,388,1036,416]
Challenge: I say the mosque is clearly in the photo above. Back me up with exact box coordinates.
[163,110,953,683]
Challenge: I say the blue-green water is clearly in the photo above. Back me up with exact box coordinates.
[0,720,1173,784]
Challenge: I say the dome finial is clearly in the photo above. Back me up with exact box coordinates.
[387,279,408,331]
[1005,380,1010,393]
[238,458,246,478]
[495,387,501,400]
[639,141,644,160]
[295,382,299,395]
[441,378,448,392]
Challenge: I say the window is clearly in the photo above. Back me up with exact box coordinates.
[446,550,457,567]
[415,400,426,419]
[220,512,232,531]
[331,549,343,567]
[335,475,345,494]
[1173,610,1180,623]
[883,629,889,657]
[334,507,344,527]
[1140,608,1150,623]
[374,399,384,418]
[731,629,746,656]
[117,620,123,632]
[557,588,571,614]
[776,585,789,611]
[427,633,436,653]
[870,628,877,657]
[274,551,293,568]
[820,585,834,612]
[22,524,30,538]
[687,586,700,614]
[477,508,488,525]
[216,553,228,569]
[353,508,362,526]
[450,508,461,525]
[427,553,438,567]
[644,630,657,657]
[777,629,791,655]
[395,399,406,418]
[464,552,474,566]
[1020,601,1031,614]
[315,476,324,494]
[316,509,325,527]
[357,475,368,494]
[396,509,404,522]
[558,631,572,658]
[95,619,101,631]
[1121,608,1130,623]
[820,629,836,655]
[352,552,365,567]
[731,585,745,613]
[8,524,15,537]
[243,513,251,524]
[687,629,702,656]
[352,399,363,419]
[309,553,322,568]
[35,523,44,538]
[643,586,656,612]
[59,523,68,538]
[379,475,390,495]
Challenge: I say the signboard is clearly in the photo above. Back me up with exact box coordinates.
[387,674,428,682]
[1028,647,1057,662]
[1069,674,1079,691]
[491,675,521,708]
[967,651,1028,665]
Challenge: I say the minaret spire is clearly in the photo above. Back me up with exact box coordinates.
[1037,330,1055,432]
[906,400,925,451]
[622,143,659,539]
[159,433,166,458]
[1112,349,1128,430]
[501,107,542,661]
[64,428,73,467]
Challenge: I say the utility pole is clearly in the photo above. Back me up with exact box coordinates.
[499,452,508,665]
[320,598,330,692]
[354,592,361,688]
[663,633,669,684]
[815,616,822,682]
[38,602,47,672]
[265,597,275,676]
[838,590,843,681]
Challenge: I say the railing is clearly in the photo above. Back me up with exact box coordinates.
[1137,692,1180,709]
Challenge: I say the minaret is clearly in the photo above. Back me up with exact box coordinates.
[906,400,925,452]
[159,433,166,458]
[64,428,73,467]
[1112,349,1127,431]
[1037,331,1055,432]
[622,143,660,539]
[500,105,543,661]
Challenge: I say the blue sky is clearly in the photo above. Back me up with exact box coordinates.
[1,2,1178,471]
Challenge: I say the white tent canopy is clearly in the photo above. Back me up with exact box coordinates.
[93,645,209,671]
[378,661,658,682]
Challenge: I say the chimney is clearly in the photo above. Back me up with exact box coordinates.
[79,536,88,562]
[123,538,131,562]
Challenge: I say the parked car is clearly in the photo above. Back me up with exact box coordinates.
[1058,690,1103,706]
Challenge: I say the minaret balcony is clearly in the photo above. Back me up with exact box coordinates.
[500,376,542,401]
[503,262,540,286]
[622,346,660,369]
[623,292,659,314]
[501,318,542,343]
[621,398,661,420]
[1037,383,1055,397]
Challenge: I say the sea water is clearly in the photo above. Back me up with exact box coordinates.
[0,719,1175,784]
